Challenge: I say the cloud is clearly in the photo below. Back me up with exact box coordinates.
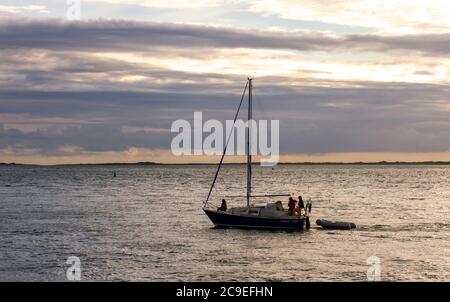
[0,5,49,14]
[0,19,449,56]
[13,1,448,34]
[1,18,450,163]
[82,0,223,9]
[246,0,450,34]
[2,80,450,157]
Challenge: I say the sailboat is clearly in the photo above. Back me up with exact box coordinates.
[202,78,308,230]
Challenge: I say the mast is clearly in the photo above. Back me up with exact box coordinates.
[246,78,252,207]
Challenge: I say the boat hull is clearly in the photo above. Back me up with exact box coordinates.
[204,209,305,230]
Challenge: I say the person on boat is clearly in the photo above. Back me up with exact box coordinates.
[287,197,296,215]
[275,200,284,211]
[217,199,227,212]
[306,199,312,215]
[297,196,305,215]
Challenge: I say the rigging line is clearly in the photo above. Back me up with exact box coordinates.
[208,202,220,208]
[203,80,249,209]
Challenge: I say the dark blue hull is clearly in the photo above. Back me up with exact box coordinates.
[204,209,305,230]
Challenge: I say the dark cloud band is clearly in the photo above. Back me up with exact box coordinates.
[1,18,449,55]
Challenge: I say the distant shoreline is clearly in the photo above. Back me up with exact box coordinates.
[3,161,450,167]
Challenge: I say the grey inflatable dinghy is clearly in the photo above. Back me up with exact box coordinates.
[316,219,356,230]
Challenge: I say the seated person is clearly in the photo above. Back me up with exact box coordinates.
[275,200,284,211]
[217,199,227,212]
[287,197,296,215]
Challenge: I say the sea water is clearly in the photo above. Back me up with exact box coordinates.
[0,164,449,281]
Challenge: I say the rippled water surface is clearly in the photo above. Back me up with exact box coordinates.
[1,164,450,281]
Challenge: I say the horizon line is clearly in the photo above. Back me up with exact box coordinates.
[3,160,450,167]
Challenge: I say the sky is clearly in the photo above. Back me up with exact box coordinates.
[1,0,450,164]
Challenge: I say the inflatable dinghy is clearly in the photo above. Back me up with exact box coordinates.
[316,219,356,230]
